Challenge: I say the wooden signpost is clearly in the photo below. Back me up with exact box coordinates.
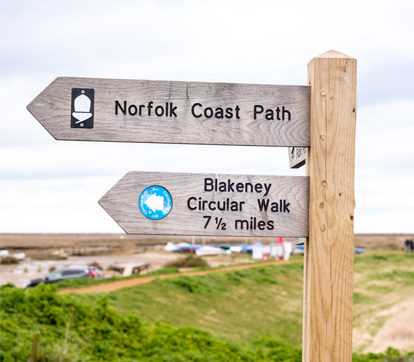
[28,50,356,362]
[303,50,356,362]
[99,172,309,237]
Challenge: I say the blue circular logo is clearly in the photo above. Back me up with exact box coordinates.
[138,185,172,220]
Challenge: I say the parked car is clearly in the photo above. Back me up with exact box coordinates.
[26,266,101,287]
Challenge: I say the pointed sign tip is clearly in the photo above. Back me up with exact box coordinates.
[27,99,60,141]
[98,196,130,235]
[26,100,36,118]
[98,194,109,209]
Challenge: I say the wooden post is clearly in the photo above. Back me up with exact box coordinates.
[28,331,40,362]
[303,50,357,361]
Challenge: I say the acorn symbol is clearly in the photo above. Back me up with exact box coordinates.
[72,90,92,125]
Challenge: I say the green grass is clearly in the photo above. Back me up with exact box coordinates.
[82,262,305,346]
[51,267,181,290]
[353,253,414,313]
[1,283,412,361]
[1,252,413,360]
[55,252,414,348]
[52,254,304,291]
[0,283,303,361]
[76,253,413,351]
[75,253,413,349]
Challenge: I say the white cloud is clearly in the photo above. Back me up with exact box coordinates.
[356,99,414,168]
[1,143,302,179]
[356,211,413,234]
[354,100,414,233]
[0,177,122,233]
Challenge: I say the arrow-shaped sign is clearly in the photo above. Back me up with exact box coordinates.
[99,171,309,237]
[27,77,310,147]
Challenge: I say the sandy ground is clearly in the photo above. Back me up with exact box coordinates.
[367,297,414,353]
[0,251,253,288]
[353,294,414,354]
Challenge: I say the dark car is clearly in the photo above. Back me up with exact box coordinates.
[26,266,101,287]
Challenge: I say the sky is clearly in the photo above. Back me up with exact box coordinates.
[0,0,413,234]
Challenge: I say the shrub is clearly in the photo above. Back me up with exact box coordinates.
[165,254,208,268]
[0,256,19,265]
[0,284,252,361]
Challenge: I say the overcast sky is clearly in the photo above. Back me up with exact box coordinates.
[1,0,413,234]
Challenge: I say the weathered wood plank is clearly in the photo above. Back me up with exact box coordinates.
[303,50,356,362]
[99,172,309,237]
[288,147,306,168]
[27,77,310,146]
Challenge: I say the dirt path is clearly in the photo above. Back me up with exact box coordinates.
[58,259,294,294]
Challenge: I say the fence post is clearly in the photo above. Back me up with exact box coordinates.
[28,331,40,362]
[303,50,357,361]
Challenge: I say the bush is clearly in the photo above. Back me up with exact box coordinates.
[0,256,19,264]
[1,280,413,361]
[0,284,267,361]
[353,347,414,361]
[166,254,208,268]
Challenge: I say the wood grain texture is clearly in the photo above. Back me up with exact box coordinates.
[288,147,306,168]
[99,172,309,237]
[27,77,310,146]
[303,50,356,361]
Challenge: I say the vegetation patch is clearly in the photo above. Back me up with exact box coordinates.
[0,284,302,361]
[2,252,413,360]
[2,284,413,361]
[0,256,19,265]
[50,267,181,290]
[93,262,305,346]
[165,255,209,268]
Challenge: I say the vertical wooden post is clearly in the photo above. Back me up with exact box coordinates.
[303,50,357,361]
[28,331,40,362]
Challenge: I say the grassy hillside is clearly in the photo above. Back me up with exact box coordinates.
[1,283,411,361]
[86,262,304,346]
[76,253,413,350]
[1,284,303,361]
[1,252,413,361]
